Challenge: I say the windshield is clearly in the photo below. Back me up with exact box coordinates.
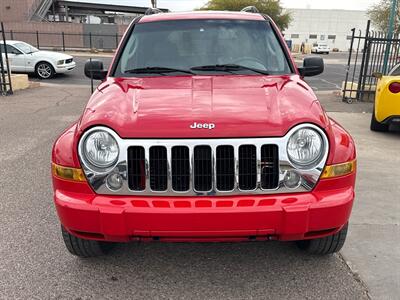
[14,42,39,54]
[114,19,292,77]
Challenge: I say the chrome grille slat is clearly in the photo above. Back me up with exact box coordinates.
[256,144,262,190]
[166,146,172,192]
[144,146,150,193]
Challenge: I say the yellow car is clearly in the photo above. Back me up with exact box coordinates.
[371,64,400,131]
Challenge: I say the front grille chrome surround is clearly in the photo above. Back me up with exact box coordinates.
[78,124,329,196]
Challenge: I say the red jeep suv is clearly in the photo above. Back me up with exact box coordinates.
[52,7,356,257]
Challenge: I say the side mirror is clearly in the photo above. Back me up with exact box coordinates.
[372,72,383,79]
[298,57,324,77]
[84,59,107,80]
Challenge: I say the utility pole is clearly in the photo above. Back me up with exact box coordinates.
[382,0,398,74]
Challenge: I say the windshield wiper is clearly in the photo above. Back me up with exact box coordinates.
[190,64,269,75]
[125,67,194,75]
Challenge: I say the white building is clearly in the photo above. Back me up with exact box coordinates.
[283,8,372,51]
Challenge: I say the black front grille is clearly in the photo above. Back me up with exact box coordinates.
[149,146,168,191]
[238,145,257,190]
[193,146,212,191]
[127,146,146,191]
[261,145,279,189]
[126,142,279,193]
[171,146,190,191]
[65,58,73,64]
[216,145,235,191]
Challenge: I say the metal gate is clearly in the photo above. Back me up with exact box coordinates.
[342,20,400,103]
[0,22,13,96]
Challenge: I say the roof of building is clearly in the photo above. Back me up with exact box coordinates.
[56,1,169,14]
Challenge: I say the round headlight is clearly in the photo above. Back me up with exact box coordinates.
[287,127,324,168]
[82,130,119,168]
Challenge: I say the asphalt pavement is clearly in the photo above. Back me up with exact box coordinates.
[29,52,350,91]
[1,84,399,299]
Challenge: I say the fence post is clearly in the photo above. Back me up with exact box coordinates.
[62,32,65,51]
[382,0,398,74]
[1,22,13,95]
[343,28,356,102]
[89,32,92,49]
[36,30,40,49]
[10,30,14,40]
[356,20,371,101]
[115,33,119,49]
[0,31,6,94]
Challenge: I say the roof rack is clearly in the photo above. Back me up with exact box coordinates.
[145,8,163,15]
[241,6,260,13]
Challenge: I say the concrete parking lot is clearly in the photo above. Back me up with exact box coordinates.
[0,83,398,299]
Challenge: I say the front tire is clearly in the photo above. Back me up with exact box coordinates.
[35,61,55,79]
[296,223,348,255]
[61,226,114,257]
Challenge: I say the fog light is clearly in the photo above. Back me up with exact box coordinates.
[107,173,123,191]
[284,171,301,189]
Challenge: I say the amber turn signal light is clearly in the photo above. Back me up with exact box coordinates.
[321,160,356,179]
[52,163,86,182]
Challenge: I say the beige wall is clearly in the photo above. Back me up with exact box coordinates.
[3,22,84,49]
[0,0,36,22]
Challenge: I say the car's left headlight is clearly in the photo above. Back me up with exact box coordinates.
[287,127,325,169]
[57,60,64,66]
[81,130,119,169]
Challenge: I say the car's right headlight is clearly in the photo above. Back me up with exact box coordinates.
[287,127,325,169]
[81,130,119,169]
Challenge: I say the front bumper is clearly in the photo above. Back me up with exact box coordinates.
[55,62,76,73]
[54,175,355,242]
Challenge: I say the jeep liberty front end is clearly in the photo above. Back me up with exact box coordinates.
[52,8,356,257]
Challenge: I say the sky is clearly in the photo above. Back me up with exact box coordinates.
[69,0,380,12]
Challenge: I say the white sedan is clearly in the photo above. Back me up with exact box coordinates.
[0,40,76,79]
[311,42,330,54]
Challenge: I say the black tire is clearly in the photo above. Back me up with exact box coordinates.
[35,61,55,79]
[296,223,348,255]
[370,108,388,132]
[61,226,114,257]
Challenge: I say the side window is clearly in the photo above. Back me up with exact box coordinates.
[1,44,22,54]
[7,45,22,54]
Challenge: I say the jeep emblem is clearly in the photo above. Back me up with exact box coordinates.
[190,122,216,130]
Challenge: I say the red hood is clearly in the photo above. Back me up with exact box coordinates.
[78,75,329,138]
